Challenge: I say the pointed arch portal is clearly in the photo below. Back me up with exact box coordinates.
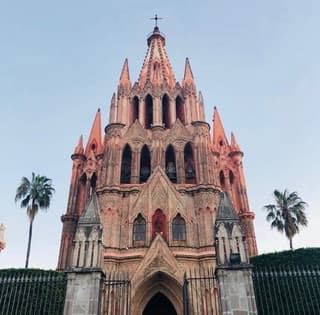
[143,292,177,315]
[131,271,183,315]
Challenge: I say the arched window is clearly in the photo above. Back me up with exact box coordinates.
[162,94,170,128]
[145,94,153,129]
[184,142,196,183]
[120,144,132,184]
[152,209,167,240]
[133,214,146,241]
[172,214,186,241]
[131,96,139,124]
[176,96,185,124]
[219,170,225,190]
[140,145,151,183]
[165,145,177,183]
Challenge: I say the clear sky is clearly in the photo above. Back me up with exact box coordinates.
[1,0,319,269]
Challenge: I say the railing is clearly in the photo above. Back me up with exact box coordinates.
[253,265,320,315]
[103,272,131,315]
[183,268,220,315]
[0,270,67,315]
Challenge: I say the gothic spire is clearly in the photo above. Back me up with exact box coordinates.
[119,58,131,88]
[78,193,101,225]
[85,109,103,156]
[212,106,228,149]
[73,135,84,155]
[109,93,117,123]
[230,132,241,152]
[138,26,176,88]
[216,192,239,223]
[182,58,195,87]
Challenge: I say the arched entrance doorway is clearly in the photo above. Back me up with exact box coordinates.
[131,271,183,315]
[143,293,177,315]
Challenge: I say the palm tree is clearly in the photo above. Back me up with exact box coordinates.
[15,173,55,268]
[263,189,308,250]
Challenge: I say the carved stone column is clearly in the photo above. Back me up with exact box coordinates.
[170,96,176,125]
[139,96,145,127]
[131,145,140,184]
[176,148,185,184]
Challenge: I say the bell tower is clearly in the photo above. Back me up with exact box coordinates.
[58,24,258,315]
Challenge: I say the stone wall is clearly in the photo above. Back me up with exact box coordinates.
[216,267,257,315]
[64,270,105,315]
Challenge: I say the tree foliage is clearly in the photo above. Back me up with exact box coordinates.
[263,189,308,249]
[15,173,55,268]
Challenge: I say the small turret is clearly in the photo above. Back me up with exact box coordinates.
[72,193,102,269]
[73,135,84,155]
[118,58,131,89]
[182,58,196,89]
[215,193,248,265]
[109,93,117,123]
[212,107,229,151]
[229,132,243,165]
[85,109,104,156]
[215,193,258,314]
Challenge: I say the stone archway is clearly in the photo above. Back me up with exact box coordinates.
[131,271,183,315]
[143,292,177,315]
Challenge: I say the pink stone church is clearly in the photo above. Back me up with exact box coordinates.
[58,24,258,315]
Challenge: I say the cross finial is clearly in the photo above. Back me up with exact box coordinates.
[150,14,162,28]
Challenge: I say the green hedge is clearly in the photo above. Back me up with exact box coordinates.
[0,268,64,277]
[250,247,320,267]
[0,268,67,315]
[251,248,320,315]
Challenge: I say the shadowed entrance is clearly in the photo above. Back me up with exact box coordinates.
[143,292,177,315]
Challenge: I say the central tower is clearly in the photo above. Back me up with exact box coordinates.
[58,25,258,315]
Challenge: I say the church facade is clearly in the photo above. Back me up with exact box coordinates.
[58,26,258,315]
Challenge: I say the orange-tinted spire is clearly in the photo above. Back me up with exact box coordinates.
[182,58,195,87]
[74,135,84,155]
[109,93,117,123]
[212,106,228,149]
[138,27,176,88]
[230,132,241,151]
[85,109,103,156]
[119,58,131,88]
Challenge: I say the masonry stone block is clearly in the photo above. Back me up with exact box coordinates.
[64,270,105,315]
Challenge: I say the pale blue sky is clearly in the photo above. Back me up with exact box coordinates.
[1,1,319,268]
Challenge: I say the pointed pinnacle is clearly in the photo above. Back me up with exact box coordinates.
[74,135,84,154]
[213,107,228,147]
[85,109,103,156]
[230,132,241,151]
[111,93,116,107]
[119,58,131,87]
[182,58,195,87]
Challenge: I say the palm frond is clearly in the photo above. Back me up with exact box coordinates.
[264,189,308,248]
[15,177,31,202]
[15,173,55,214]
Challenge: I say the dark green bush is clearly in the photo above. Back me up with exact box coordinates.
[251,248,320,315]
[250,247,320,267]
[0,268,67,315]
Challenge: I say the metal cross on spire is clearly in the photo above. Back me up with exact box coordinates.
[150,14,163,28]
